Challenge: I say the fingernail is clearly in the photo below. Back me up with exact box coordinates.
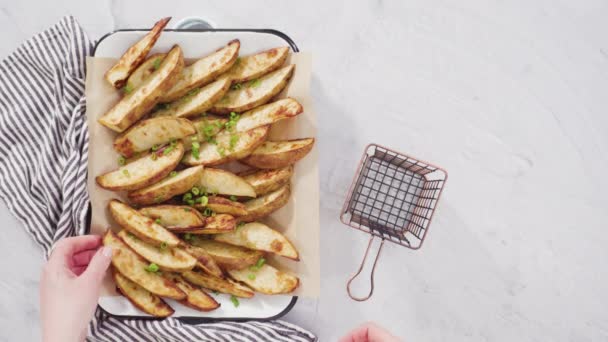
[102,246,113,258]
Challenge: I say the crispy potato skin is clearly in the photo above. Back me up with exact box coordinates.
[228,264,299,295]
[161,40,240,103]
[118,230,196,272]
[165,274,220,312]
[223,46,290,84]
[189,239,263,270]
[198,196,248,216]
[105,17,170,88]
[113,270,174,317]
[198,168,256,198]
[113,117,195,157]
[239,184,291,222]
[99,45,184,133]
[180,244,224,278]
[139,205,206,230]
[109,200,181,247]
[103,230,186,300]
[213,222,299,260]
[127,166,204,205]
[240,166,293,195]
[126,53,167,90]
[153,78,231,118]
[235,98,303,132]
[209,64,295,114]
[96,142,184,191]
[242,138,314,169]
[182,270,255,298]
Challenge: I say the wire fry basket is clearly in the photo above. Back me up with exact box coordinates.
[340,144,448,301]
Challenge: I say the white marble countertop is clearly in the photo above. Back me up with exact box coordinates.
[1,1,608,341]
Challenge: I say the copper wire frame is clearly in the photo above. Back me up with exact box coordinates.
[340,143,448,301]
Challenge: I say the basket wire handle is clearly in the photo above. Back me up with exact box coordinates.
[346,236,385,301]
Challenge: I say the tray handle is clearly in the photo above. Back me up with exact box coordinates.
[346,236,384,301]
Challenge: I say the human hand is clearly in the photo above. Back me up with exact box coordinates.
[339,322,401,342]
[40,235,113,342]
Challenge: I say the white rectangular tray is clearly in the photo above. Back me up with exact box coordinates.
[93,28,300,322]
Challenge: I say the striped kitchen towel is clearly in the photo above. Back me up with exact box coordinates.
[0,16,316,342]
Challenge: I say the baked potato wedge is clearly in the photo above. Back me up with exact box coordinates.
[113,271,174,318]
[102,230,186,300]
[109,200,181,247]
[104,17,170,88]
[214,222,299,260]
[153,78,231,118]
[228,264,299,295]
[240,166,293,196]
[210,64,295,114]
[113,117,195,157]
[189,238,263,270]
[239,184,291,222]
[161,40,240,102]
[139,205,206,230]
[118,230,196,272]
[221,46,290,84]
[235,98,303,132]
[99,45,184,132]
[96,142,184,192]
[195,196,248,217]
[126,53,167,91]
[182,270,254,298]
[128,166,204,205]
[165,274,220,312]
[181,125,270,166]
[242,138,314,169]
[186,214,236,234]
[180,244,224,278]
[197,168,256,198]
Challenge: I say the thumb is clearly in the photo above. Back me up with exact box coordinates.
[81,246,113,284]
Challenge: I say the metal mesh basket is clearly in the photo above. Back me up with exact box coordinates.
[340,144,448,301]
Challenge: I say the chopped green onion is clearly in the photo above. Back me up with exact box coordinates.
[229,134,239,151]
[118,156,126,166]
[122,84,133,94]
[183,193,193,202]
[230,295,240,308]
[186,88,200,98]
[203,208,214,217]
[191,141,200,160]
[184,207,192,212]
[170,171,177,177]
[229,195,237,202]
[248,274,256,280]
[152,58,162,70]
[248,79,261,88]
[154,218,161,224]
[186,199,195,206]
[197,196,209,206]
[159,242,168,250]
[144,263,159,273]
[231,83,242,90]
[122,169,130,177]
[184,233,192,240]
[255,257,266,268]
[151,144,159,151]
[234,57,241,66]
[237,222,245,229]
[163,146,174,155]
[217,145,225,157]
[151,153,158,161]
[191,187,200,195]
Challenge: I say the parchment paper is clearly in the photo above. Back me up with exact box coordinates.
[85,53,320,300]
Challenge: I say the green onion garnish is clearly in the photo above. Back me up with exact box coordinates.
[191,187,200,196]
[186,199,195,206]
[184,207,191,212]
[122,84,133,94]
[183,193,193,202]
[154,218,161,224]
[159,242,168,250]
[217,145,225,157]
[248,274,256,280]
[203,208,214,217]
[152,58,162,70]
[122,169,130,177]
[170,171,177,177]
[118,156,126,166]
[151,144,159,151]
[197,196,209,206]
[248,79,261,88]
[231,83,242,90]
[144,263,159,273]
[230,295,240,308]
[229,195,237,202]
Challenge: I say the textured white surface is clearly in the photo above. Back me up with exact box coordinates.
[1,1,608,341]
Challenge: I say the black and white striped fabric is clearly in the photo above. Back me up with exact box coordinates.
[0,16,316,342]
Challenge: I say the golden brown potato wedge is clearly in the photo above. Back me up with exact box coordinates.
[239,184,291,222]
[96,142,184,191]
[242,138,314,169]
[182,270,254,298]
[118,230,196,272]
[104,17,171,88]
[221,46,290,84]
[228,264,299,295]
[181,125,270,166]
[195,196,248,216]
[161,40,240,102]
[214,222,299,260]
[234,98,303,132]
[189,238,263,270]
[153,78,231,118]
[165,274,220,312]
[109,200,181,247]
[113,117,195,157]
[99,45,184,133]
[180,214,236,234]
[139,205,206,230]
[180,244,224,278]
[181,116,227,150]
[240,166,293,196]
[210,64,295,114]
[102,230,186,300]
[197,168,256,198]
[128,166,204,205]
[126,53,167,91]
[113,270,174,317]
